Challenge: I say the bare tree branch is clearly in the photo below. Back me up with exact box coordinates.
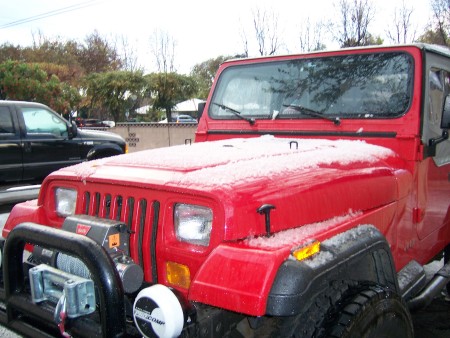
[335,0,376,47]
[239,19,249,58]
[298,18,327,52]
[386,1,416,44]
[251,7,281,56]
[117,35,142,72]
[431,0,450,46]
[150,29,177,73]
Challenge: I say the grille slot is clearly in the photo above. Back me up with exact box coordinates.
[79,189,158,282]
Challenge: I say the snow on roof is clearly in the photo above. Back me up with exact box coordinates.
[70,136,395,189]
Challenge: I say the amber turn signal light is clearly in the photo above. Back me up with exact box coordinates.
[166,261,191,289]
[292,241,320,261]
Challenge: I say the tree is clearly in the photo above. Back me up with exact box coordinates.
[0,60,80,111]
[386,1,417,44]
[0,42,25,63]
[0,32,125,84]
[117,35,142,72]
[150,30,177,73]
[431,0,450,45]
[418,0,450,46]
[240,7,282,57]
[146,72,198,119]
[28,32,79,66]
[191,56,232,99]
[334,0,381,47]
[78,31,122,73]
[239,22,249,58]
[0,34,84,86]
[83,70,147,122]
[252,7,281,56]
[298,18,328,52]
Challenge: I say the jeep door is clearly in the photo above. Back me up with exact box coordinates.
[18,105,82,181]
[417,57,450,239]
[0,105,23,182]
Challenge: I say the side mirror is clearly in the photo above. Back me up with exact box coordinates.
[441,94,450,129]
[68,121,78,139]
[197,102,206,121]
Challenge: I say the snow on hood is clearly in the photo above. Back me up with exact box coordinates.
[244,209,363,250]
[68,136,395,189]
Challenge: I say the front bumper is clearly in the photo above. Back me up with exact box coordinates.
[0,223,247,338]
[0,222,126,338]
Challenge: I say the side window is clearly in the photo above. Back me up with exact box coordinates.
[21,107,68,137]
[428,69,450,166]
[0,106,15,134]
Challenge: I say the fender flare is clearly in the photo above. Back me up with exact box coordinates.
[266,224,398,316]
[86,143,123,160]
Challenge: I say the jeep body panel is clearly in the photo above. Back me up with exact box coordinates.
[1,136,411,316]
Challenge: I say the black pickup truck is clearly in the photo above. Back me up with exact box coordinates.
[0,100,127,184]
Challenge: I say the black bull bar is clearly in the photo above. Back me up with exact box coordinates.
[0,222,126,338]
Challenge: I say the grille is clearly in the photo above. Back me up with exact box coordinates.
[79,188,159,282]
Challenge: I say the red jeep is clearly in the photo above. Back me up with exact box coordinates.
[0,44,449,338]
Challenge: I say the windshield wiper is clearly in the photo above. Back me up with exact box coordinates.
[212,102,255,125]
[281,104,341,126]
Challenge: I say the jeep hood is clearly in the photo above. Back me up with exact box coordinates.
[54,136,400,239]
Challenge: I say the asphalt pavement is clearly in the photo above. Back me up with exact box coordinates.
[414,295,450,337]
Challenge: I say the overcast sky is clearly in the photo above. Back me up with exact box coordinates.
[0,0,434,74]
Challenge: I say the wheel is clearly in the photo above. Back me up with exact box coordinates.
[444,244,450,295]
[254,282,413,338]
[254,280,356,338]
[326,285,414,338]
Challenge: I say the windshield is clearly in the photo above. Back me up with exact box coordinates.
[209,52,413,121]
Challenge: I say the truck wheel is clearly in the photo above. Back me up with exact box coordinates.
[444,244,450,295]
[326,285,414,338]
[254,280,356,338]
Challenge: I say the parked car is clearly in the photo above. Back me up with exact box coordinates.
[102,120,115,128]
[76,118,109,128]
[0,101,127,184]
[74,117,85,127]
[175,114,197,123]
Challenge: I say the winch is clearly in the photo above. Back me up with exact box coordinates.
[31,215,144,295]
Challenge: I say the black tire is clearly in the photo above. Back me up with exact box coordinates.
[326,285,414,338]
[444,244,450,295]
[254,280,357,338]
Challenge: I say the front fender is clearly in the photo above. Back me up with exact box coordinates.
[2,200,45,238]
[189,225,396,317]
[189,243,290,316]
[266,225,397,316]
[86,143,123,160]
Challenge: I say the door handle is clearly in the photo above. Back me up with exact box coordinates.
[22,141,32,152]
